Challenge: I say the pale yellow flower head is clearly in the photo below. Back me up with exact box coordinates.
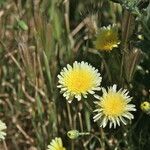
[47,137,66,150]
[94,24,120,51]
[93,85,136,128]
[0,120,7,141]
[140,101,150,115]
[57,61,102,103]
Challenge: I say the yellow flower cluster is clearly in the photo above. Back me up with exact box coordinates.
[54,22,138,149]
[57,61,136,128]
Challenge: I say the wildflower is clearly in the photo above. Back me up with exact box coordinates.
[93,85,136,128]
[47,137,66,150]
[94,24,120,51]
[140,101,150,115]
[57,61,102,103]
[67,130,90,140]
[0,120,7,141]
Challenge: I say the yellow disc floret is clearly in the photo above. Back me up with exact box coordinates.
[64,69,94,94]
[57,61,102,102]
[101,92,126,117]
[93,85,136,128]
[94,24,120,51]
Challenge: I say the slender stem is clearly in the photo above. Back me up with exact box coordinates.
[64,0,73,61]
[3,141,8,150]
[100,128,105,149]
[88,49,112,82]
[78,112,83,132]
[79,132,90,135]
[83,101,93,113]
[64,0,70,34]
[120,51,125,86]
[130,114,143,131]
[90,133,103,147]
[66,101,74,150]
[120,10,133,86]
[66,101,73,129]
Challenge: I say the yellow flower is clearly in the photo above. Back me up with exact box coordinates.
[93,85,136,128]
[57,61,102,103]
[94,24,120,51]
[0,120,7,141]
[47,137,66,150]
[140,101,150,115]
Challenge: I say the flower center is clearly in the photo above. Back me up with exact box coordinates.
[102,31,118,50]
[64,69,93,94]
[101,92,126,117]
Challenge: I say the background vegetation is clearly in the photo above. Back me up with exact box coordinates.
[0,0,150,149]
